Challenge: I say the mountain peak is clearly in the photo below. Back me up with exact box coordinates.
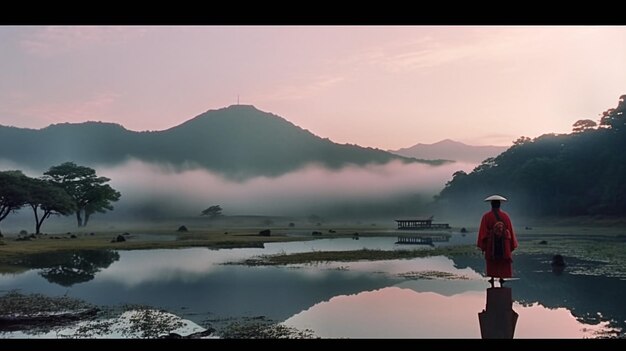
[225,104,258,110]
[390,139,508,163]
[195,104,261,117]
[433,139,465,146]
[176,104,292,133]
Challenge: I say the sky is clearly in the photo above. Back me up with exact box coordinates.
[1,26,625,149]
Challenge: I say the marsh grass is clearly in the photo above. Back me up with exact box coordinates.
[218,316,316,339]
[0,291,94,318]
[397,271,470,280]
[516,233,626,278]
[240,246,479,266]
[0,291,210,338]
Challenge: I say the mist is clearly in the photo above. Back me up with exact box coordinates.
[1,158,477,227]
[105,159,476,217]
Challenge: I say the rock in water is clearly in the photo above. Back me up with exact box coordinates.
[111,234,126,243]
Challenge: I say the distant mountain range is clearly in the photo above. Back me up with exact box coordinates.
[390,139,509,163]
[0,105,447,178]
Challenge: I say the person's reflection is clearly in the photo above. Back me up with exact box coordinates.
[478,286,519,339]
[551,254,566,276]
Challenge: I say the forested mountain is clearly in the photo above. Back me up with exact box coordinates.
[436,95,626,218]
[390,139,507,163]
[0,105,443,178]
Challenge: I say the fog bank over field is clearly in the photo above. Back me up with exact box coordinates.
[0,159,476,228]
[104,159,476,217]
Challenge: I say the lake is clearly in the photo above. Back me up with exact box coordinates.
[0,236,622,338]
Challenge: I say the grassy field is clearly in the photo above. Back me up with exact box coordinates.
[0,223,400,273]
[0,230,297,272]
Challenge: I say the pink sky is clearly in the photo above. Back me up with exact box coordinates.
[0,26,625,149]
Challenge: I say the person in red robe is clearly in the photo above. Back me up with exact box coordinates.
[477,195,518,287]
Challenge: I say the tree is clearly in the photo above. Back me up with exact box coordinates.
[43,162,121,227]
[572,119,597,133]
[24,178,75,234]
[83,184,121,227]
[0,170,29,234]
[512,136,532,146]
[599,95,626,131]
[201,205,223,218]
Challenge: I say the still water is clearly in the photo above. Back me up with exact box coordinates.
[0,237,621,338]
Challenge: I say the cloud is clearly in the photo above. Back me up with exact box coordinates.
[339,28,539,73]
[256,75,345,102]
[20,26,151,57]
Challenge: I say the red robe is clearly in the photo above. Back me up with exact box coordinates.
[477,209,518,278]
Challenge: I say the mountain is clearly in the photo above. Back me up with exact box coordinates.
[390,139,508,163]
[0,105,446,178]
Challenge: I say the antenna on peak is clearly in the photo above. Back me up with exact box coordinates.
[237,94,240,105]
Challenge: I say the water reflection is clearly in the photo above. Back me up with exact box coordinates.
[478,286,518,339]
[0,263,401,326]
[453,254,626,334]
[284,286,608,338]
[18,250,120,287]
[0,237,622,338]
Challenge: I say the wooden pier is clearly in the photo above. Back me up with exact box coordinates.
[395,234,450,245]
[395,216,450,230]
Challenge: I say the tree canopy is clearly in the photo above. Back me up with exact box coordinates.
[44,162,121,227]
[572,119,597,133]
[599,95,626,131]
[201,205,223,218]
[24,178,75,234]
[1,163,121,233]
[0,170,29,233]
